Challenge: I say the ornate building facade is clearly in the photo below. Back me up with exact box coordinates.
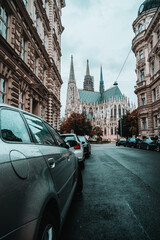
[0,0,65,129]
[65,56,135,141]
[132,0,160,138]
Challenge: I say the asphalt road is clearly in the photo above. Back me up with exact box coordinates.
[60,143,160,240]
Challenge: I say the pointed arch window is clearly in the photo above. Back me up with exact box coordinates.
[118,105,121,118]
[114,105,116,118]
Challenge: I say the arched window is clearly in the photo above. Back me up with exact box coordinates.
[83,107,86,116]
[104,128,107,135]
[114,105,116,118]
[138,24,143,33]
[119,105,121,118]
[89,107,93,116]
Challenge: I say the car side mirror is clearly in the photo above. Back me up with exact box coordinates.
[65,142,70,149]
[82,141,85,144]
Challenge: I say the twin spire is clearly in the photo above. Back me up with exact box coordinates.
[69,55,105,94]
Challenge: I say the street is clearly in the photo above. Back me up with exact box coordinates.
[60,143,160,240]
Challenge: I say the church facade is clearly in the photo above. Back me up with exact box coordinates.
[65,56,135,141]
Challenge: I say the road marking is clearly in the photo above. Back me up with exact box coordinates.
[126,202,152,240]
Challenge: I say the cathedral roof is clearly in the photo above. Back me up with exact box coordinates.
[138,0,160,16]
[78,86,123,104]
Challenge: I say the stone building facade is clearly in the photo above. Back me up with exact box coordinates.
[0,0,65,129]
[65,56,135,141]
[132,0,160,138]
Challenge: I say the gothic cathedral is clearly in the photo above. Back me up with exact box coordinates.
[65,56,135,141]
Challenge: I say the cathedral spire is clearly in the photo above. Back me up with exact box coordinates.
[86,59,90,76]
[83,59,94,91]
[99,65,104,94]
[69,55,76,83]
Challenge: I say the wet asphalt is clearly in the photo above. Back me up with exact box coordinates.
[60,143,160,240]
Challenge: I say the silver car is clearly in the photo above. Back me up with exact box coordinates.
[0,103,82,240]
[61,133,85,168]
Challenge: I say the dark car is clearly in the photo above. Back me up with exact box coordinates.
[78,136,91,157]
[139,137,157,150]
[156,138,160,152]
[116,138,126,146]
[0,103,82,240]
[125,138,136,147]
[133,138,142,148]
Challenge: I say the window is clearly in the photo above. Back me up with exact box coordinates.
[154,115,158,128]
[34,10,39,29]
[46,123,65,147]
[115,127,117,135]
[150,41,153,49]
[41,106,45,119]
[21,37,25,61]
[153,88,157,102]
[111,128,113,135]
[24,114,56,145]
[140,69,144,82]
[151,62,154,76]
[138,24,143,33]
[34,55,38,75]
[157,31,160,41]
[118,105,121,118]
[1,109,31,143]
[0,5,8,39]
[22,0,28,8]
[19,91,24,109]
[159,56,160,70]
[139,50,143,59]
[114,105,116,118]
[0,78,5,103]
[142,117,147,130]
[141,93,145,106]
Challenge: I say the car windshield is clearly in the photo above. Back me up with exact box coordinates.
[78,136,86,142]
[61,135,76,142]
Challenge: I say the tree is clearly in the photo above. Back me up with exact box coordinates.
[90,126,103,141]
[60,112,92,136]
[118,109,138,138]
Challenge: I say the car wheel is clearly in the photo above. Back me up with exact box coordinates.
[38,212,57,240]
[76,167,83,194]
[156,145,160,152]
[146,145,150,150]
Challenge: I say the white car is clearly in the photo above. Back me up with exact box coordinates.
[61,133,85,168]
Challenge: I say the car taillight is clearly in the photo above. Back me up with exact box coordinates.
[151,141,156,144]
[74,143,81,149]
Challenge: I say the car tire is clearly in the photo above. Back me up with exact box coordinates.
[156,145,160,152]
[38,212,57,240]
[146,145,150,150]
[76,167,83,194]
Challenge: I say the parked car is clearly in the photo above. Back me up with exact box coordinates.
[61,133,85,168]
[133,138,142,148]
[125,138,136,147]
[116,138,126,146]
[78,135,91,157]
[0,103,82,240]
[156,138,160,152]
[139,137,157,150]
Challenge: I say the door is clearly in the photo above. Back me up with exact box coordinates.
[0,107,45,238]
[23,113,76,210]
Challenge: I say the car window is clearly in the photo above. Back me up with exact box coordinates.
[62,135,76,142]
[78,136,86,142]
[23,114,56,146]
[1,109,31,143]
[45,123,65,147]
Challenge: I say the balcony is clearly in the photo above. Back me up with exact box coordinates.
[134,80,146,92]
[132,30,146,51]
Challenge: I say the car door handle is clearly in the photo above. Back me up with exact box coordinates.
[48,158,55,169]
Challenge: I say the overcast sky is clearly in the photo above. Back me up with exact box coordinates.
[60,0,144,117]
